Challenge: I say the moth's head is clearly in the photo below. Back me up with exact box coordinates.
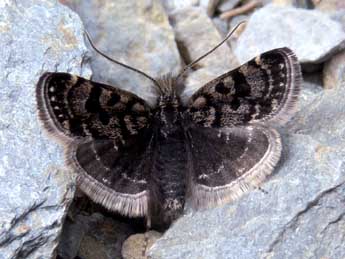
[155,74,185,99]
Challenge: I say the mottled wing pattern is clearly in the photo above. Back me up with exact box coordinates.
[186,48,301,128]
[36,72,151,144]
[187,125,281,208]
[36,72,153,217]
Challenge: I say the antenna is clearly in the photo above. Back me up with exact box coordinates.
[84,30,162,91]
[177,21,246,79]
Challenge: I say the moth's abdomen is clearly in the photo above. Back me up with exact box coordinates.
[151,128,188,226]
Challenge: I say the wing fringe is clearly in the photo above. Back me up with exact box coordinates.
[36,72,75,145]
[261,47,302,126]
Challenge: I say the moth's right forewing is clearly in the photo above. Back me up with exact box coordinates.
[36,72,152,145]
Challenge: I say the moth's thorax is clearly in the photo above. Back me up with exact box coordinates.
[155,94,183,137]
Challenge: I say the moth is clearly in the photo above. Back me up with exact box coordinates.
[36,24,301,228]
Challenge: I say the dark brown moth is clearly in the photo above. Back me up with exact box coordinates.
[36,24,301,228]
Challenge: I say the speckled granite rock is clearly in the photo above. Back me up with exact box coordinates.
[149,74,345,258]
[0,0,91,258]
[63,0,182,106]
[235,4,345,65]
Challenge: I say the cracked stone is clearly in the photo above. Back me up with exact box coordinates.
[0,1,91,258]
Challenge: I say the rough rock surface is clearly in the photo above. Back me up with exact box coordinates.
[169,7,239,102]
[77,216,135,259]
[315,0,345,13]
[235,4,345,65]
[217,0,241,13]
[271,0,315,8]
[57,213,104,259]
[323,50,345,89]
[149,74,345,258]
[122,231,162,259]
[63,0,182,106]
[0,0,91,258]
[161,0,200,14]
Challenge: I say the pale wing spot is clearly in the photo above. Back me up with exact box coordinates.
[124,115,137,134]
[251,104,261,120]
[239,64,248,74]
[68,75,78,85]
[192,96,207,109]
[223,76,234,86]
[198,173,210,180]
[255,55,262,65]
[62,121,70,130]
[132,102,146,113]
[120,95,130,103]
[49,87,55,92]
[137,116,148,128]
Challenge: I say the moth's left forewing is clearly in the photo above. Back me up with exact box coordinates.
[186,48,301,128]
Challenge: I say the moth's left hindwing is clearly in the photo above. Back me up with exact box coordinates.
[36,72,153,217]
[187,125,281,208]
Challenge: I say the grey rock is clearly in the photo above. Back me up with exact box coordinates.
[161,0,200,14]
[122,231,162,259]
[314,0,345,13]
[57,213,104,259]
[217,0,241,13]
[212,16,229,36]
[169,7,239,102]
[235,4,345,65]
[63,0,182,106]
[149,76,345,258]
[323,50,345,89]
[0,0,91,258]
[330,10,345,32]
[77,216,134,259]
[271,0,315,8]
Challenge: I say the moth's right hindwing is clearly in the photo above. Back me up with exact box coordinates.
[36,72,153,217]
